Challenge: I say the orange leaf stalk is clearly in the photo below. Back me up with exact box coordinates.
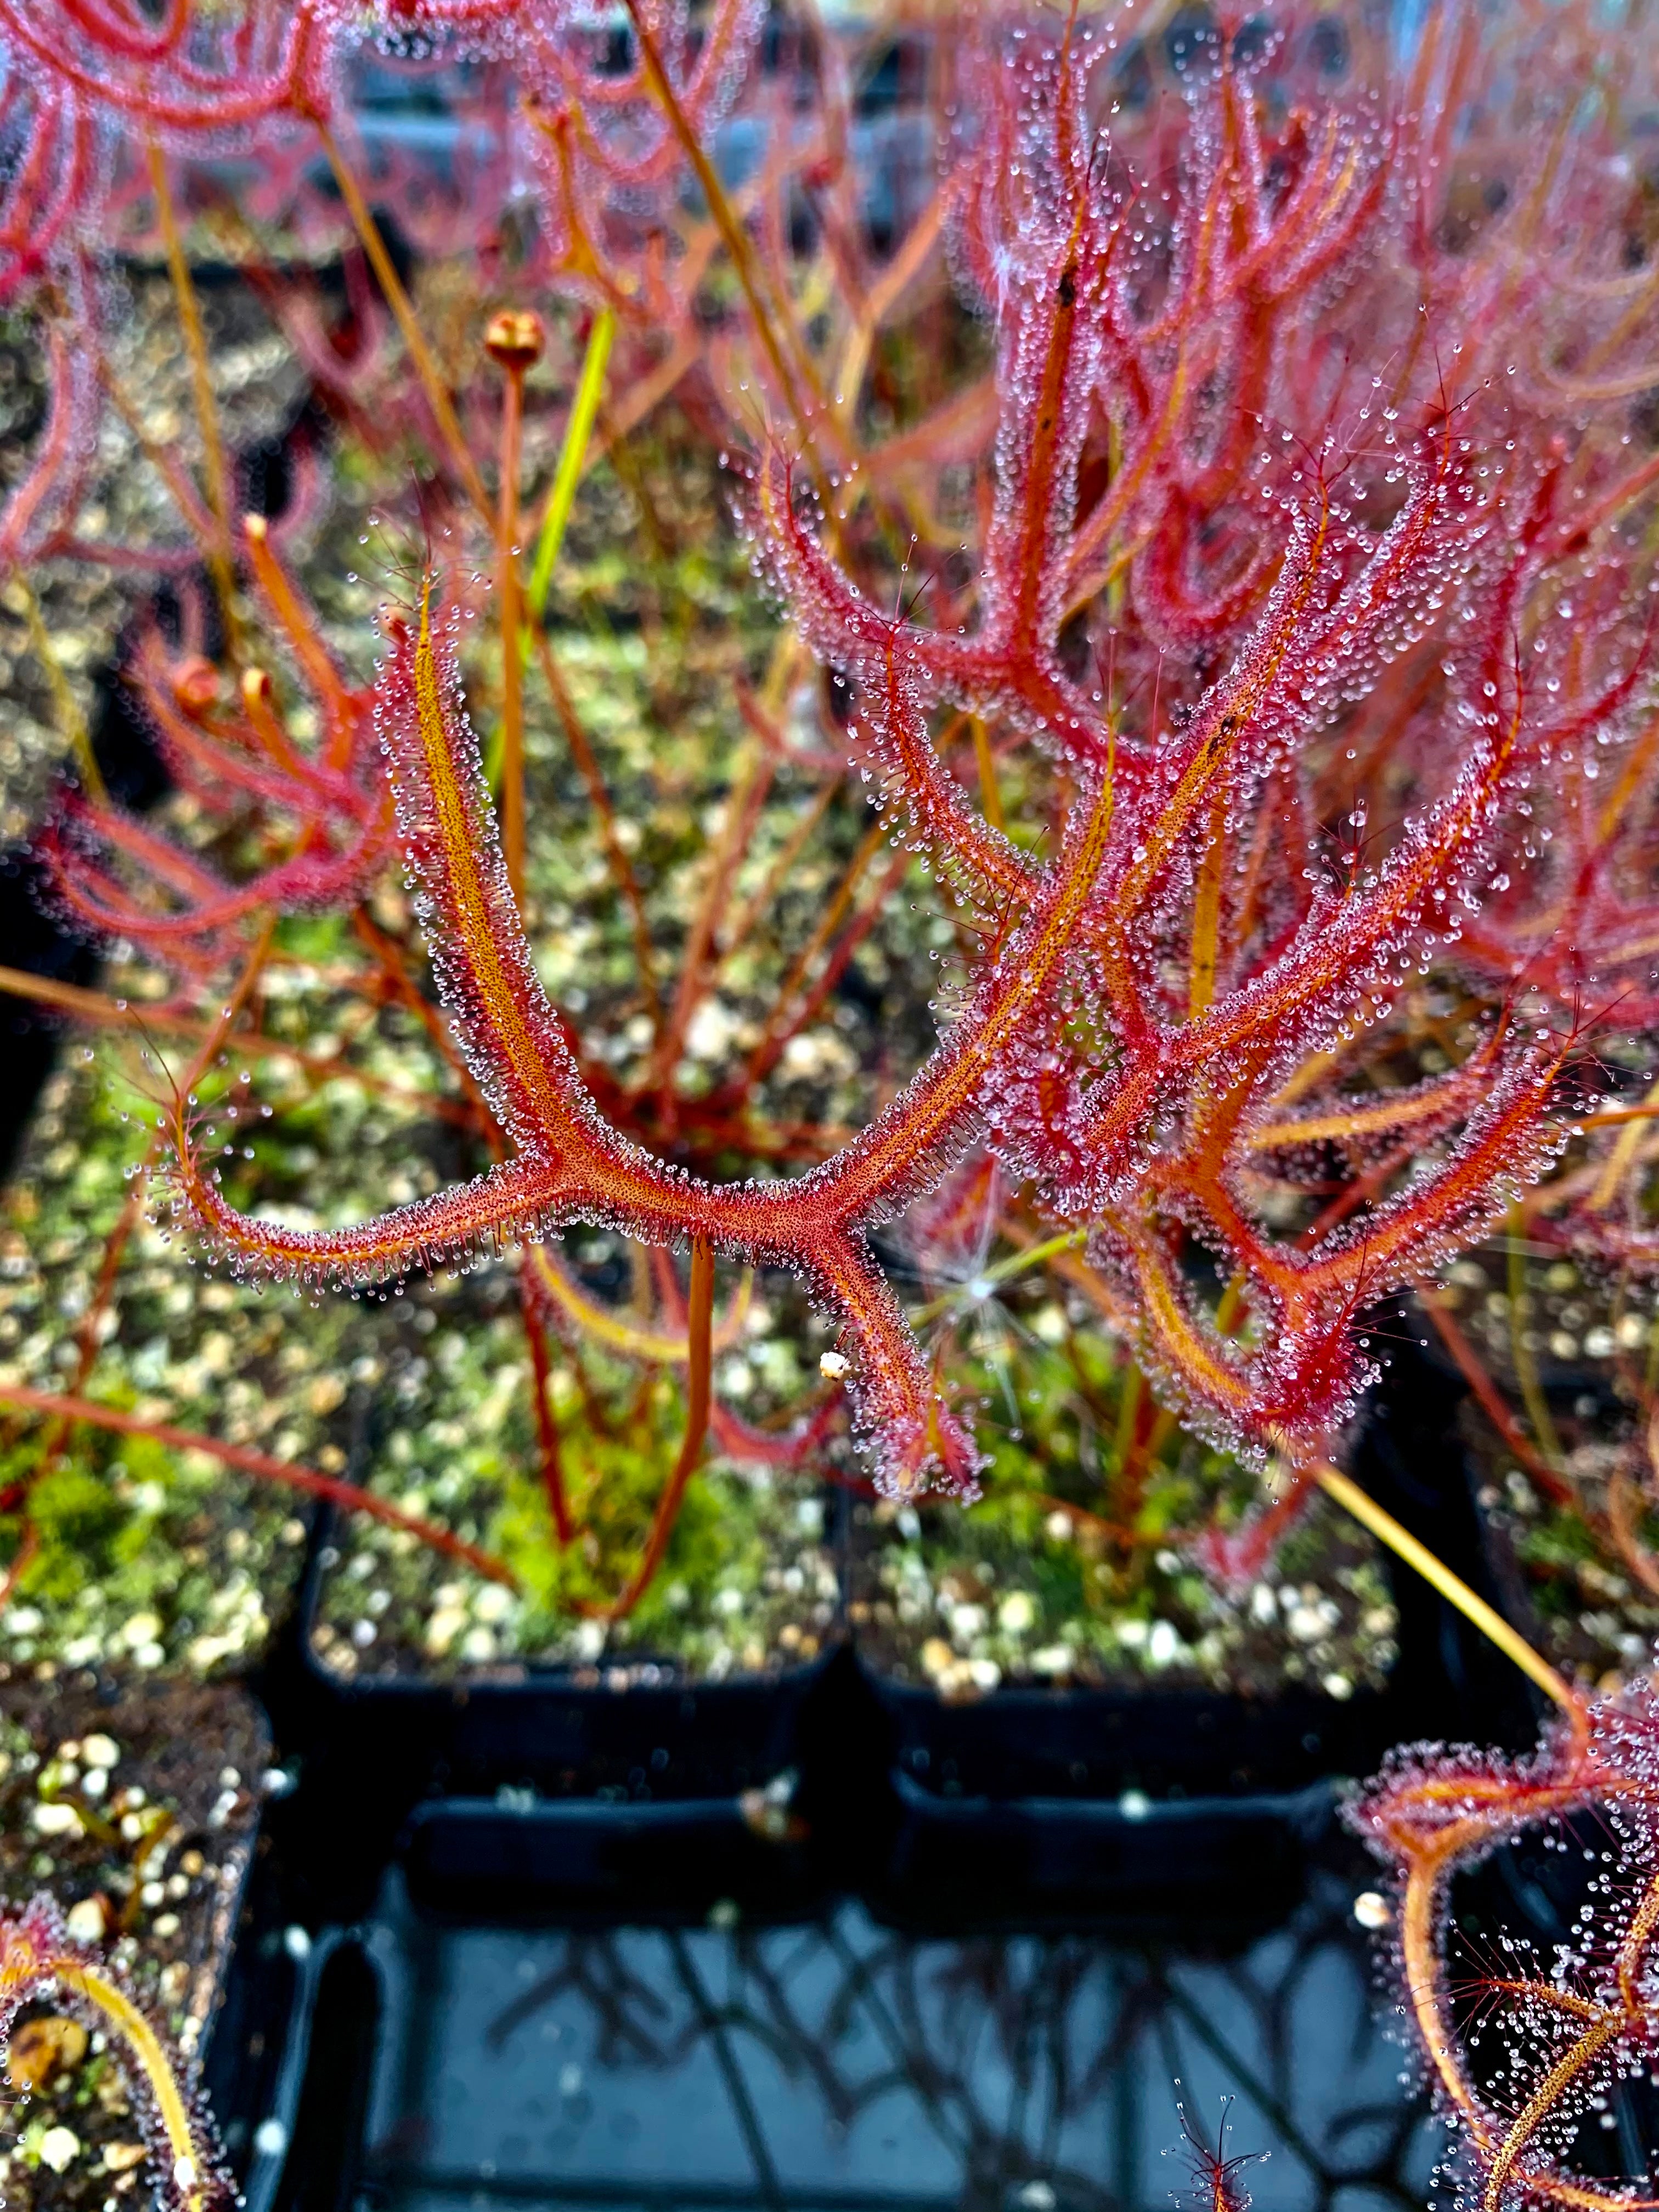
[0,1894,232,2212]
[1350,1683,1659,2212]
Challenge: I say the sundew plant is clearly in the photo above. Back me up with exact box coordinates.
[9,0,1659,2200]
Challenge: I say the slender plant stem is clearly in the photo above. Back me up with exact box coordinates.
[520,1255,574,1546]
[1311,1458,1576,1712]
[970,716,1005,833]
[578,1235,714,1621]
[622,0,827,479]
[1508,1200,1564,1468]
[25,927,276,1495]
[498,360,528,899]
[314,119,492,523]
[145,139,241,661]
[1421,1289,1574,1502]
[528,306,614,623]
[12,574,104,800]
[714,771,839,970]
[69,1129,164,1403]
[1113,1357,1144,1470]
[527,623,661,1024]
[98,357,217,545]
[0,964,191,1029]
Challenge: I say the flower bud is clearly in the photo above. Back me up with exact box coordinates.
[171,657,219,716]
[485,311,545,373]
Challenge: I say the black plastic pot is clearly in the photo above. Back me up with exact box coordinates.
[260,1654,844,1923]
[197,1753,1440,2212]
[865,1672,1393,1932]
[245,1512,863,1927]
[397,1790,824,1921]
[234,1341,1541,1942]
[199,1839,308,2196]
[200,1831,383,2212]
[852,1338,1545,1926]
[879,1768,1339,1934]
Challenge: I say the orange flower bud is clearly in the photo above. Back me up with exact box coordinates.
[171,657,219,718]
[484,310,545,373]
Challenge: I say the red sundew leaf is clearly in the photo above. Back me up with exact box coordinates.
[104,0,1659,1536]
[42,561,393,974]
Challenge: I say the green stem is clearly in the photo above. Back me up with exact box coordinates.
[528,307,615,624]
[487,308,614,794]
[1313,1460,1576,1712]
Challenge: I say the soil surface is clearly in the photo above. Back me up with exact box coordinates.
[848,1489,1399,1700]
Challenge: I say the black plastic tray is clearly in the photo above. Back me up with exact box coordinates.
[241,1338,1539,1934]
[181,1348,1547,2212]
[251,1519,863,1923]
[857,1340,1542,1919]
[208,1812,1441,2212]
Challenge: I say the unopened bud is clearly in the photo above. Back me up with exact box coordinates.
[171,657,218,716]
[485,310,545,373]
